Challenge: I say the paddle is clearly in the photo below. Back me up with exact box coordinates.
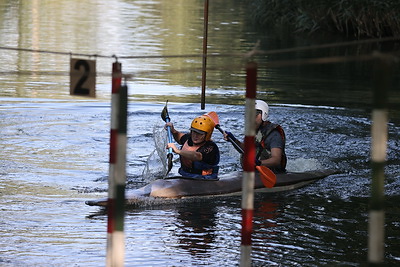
[161,101,173,176]
[205,111,277,188]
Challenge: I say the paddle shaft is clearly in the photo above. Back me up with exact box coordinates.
[215,125,244,154]
[165,117,173,154]
[215,124,276,188]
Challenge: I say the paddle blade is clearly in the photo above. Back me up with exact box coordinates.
[161,101,169,122]
[166,153,173,176]
[256,166,276,188]
[205,111,219,126]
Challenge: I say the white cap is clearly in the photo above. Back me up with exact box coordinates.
[255,100,269,121]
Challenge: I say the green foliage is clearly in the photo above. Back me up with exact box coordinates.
[248,0,400,38]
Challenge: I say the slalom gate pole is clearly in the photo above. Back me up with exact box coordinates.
[240,61,257,267]
[368,57,391,264]
[107,61,126,267]
[201,0,209,110]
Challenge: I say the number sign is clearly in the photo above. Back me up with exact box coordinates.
[70,58,96,97]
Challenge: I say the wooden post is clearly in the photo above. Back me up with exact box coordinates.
[240,62,257,266]
[107,62,126,267]
[368,57,391,264]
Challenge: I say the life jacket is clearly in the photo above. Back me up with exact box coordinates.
[178,139,220,180]
[256,122,287,172]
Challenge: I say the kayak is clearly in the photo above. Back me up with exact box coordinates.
[85,169,337,207]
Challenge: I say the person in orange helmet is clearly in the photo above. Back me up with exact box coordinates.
[165,114,220,180]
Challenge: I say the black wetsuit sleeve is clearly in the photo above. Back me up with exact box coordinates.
[198,141,220,165]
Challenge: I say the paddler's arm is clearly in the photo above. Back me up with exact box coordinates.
[257,147,282,168]
[223,131,245,151]
[165,122,185,143]
[166,143,203,161]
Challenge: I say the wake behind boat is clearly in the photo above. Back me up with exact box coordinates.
[85,169,337,207]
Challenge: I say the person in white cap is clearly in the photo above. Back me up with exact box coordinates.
[224,100,286,173]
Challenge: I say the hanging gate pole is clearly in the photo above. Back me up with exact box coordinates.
[368,56,392,264]
[240,62,257,267]
[201,0,209,110]
[107,61,127,267]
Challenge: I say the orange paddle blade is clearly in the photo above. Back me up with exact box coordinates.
[256,165,276,188]
[205,111,219,126]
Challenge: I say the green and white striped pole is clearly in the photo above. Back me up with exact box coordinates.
[368,56,392,264]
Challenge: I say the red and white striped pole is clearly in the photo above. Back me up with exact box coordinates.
[107,61,127,267]
[240,61,257,266]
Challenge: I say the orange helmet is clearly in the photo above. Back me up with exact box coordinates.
[190,115,215,141]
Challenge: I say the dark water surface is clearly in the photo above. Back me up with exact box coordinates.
[1,1,399,266]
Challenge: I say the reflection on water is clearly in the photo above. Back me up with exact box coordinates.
[175,203,218,256]
[1,0,400,266]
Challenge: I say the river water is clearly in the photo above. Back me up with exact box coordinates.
[1,1,399,266]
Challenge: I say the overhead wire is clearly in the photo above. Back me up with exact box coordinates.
[1,35,400,59]
[0,36,399,80]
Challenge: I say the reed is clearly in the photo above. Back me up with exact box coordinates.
[248,0,400,38]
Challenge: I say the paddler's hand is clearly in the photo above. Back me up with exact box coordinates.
[223,131,237,142]
[167,143,180,154]
[164,122,173,131]
[167,143,202,161]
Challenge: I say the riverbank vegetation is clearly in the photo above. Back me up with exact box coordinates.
[248,0,400,38]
